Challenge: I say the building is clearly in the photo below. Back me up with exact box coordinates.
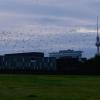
[49,50,83,73]
[0,52,56,73]
[49,50,82,60]
[1,52,44,72]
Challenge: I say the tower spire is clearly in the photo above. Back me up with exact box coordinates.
[96,16,100,56]
[97,16,99,37]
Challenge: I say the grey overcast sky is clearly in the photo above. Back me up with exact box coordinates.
[0,0,99,58]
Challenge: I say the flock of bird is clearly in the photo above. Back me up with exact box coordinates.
[0,27,95,56]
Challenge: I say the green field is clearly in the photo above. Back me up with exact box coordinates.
[0,75,100,100]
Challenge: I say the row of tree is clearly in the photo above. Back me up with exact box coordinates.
[56,56,100,75]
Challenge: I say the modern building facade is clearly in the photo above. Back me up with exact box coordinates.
[0,52,56,73]
[49,50,82,60]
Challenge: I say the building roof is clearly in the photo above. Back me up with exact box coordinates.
[4,52,44,57]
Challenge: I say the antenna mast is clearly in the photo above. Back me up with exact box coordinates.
[96,16,100,56]
[97,16,99,37]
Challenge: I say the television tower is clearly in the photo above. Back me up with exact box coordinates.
[96,16,100,56]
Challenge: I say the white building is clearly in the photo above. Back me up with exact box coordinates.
[49,50,82,59]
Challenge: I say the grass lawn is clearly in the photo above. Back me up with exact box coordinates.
[0,75,100,100]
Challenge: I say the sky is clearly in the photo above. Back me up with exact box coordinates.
[0,0,100,58]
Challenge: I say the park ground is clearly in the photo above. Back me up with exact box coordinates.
[0,75,100,100]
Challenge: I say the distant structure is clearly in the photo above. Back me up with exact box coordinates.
[96,16,100,56]
[0,52,56,73]
[49,50,82,60]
